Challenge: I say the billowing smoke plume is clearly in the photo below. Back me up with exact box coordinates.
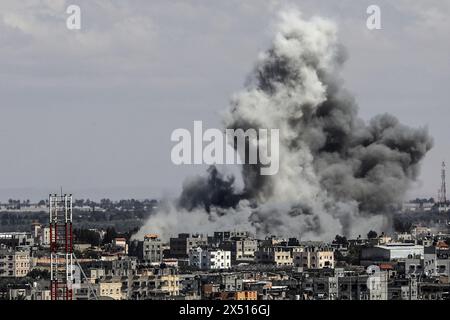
[135,10,433,241]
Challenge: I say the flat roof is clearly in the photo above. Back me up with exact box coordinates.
[376,244,424,250]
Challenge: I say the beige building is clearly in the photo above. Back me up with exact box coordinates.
[294,248,334,269]
[159,272,180,296]
[256,246,293,266]
[41,227,51,246]
[14,250,30,277]
[99,281,124,300]
[0,249,31,277]
[125,268,180,299]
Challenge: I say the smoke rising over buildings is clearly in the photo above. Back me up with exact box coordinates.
[135,9,433,241]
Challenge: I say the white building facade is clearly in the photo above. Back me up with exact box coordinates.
[189,248,231,270]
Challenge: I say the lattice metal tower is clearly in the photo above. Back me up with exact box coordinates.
[49,193,74,300]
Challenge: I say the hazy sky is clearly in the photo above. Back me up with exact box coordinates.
[0,0,449,201]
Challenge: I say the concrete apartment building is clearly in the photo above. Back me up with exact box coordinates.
[213,231,253,242]
[293,247,335,269]
[143,234,163,264]
[406,245,450,277]
[111,256,137,276]
[13,250,30,277]
[170,233,208,258]
[301,276,339,300]
[388,278,418,300]
[337,272,389,300]
[189,247,231,270]
[40,227,50,246]
[125,268,181,299]
[0,232,34,248]
[0,248,30,277]
[255,246,293,266]
[80,268,181,300]
[361,243,425,264]
[98,281,124,300]
[221,273,244,291]
[234,239,258,263]
[220,239,258,265]
[74,279,123,300]
[429,245,450,277]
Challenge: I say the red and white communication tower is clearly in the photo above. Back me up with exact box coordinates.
[438,161,448,212]
[49,193,74,300]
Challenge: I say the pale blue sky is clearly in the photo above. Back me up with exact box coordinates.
[0,0,449,201]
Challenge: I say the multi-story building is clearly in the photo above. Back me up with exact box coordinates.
[0,232,34,248]
[213,231,252,243]
[422,245,450,277]
[14,250,30,277]
[98,281,124,300]
[361,243,425,263]
[32,222,41,241]
[256,246,293,267]
[41,227,51,246]
[293,247,335,269]
[388,278,418,300]
[189,247,231,270]
[0,248,30,277]
[419,282,450,300]
[220,239,258,265]
[170,233,208,258]
[178,274,201,299]
[111,256,137,276]
[143,234,163,264]
[338,272,388,300]
[90,268,106,283]
[301,276,339,300]
[125,267,180,299]
[74,282,99,300]
[221,273,244,292]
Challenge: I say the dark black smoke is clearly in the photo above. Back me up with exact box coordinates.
[178,166,243,213]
